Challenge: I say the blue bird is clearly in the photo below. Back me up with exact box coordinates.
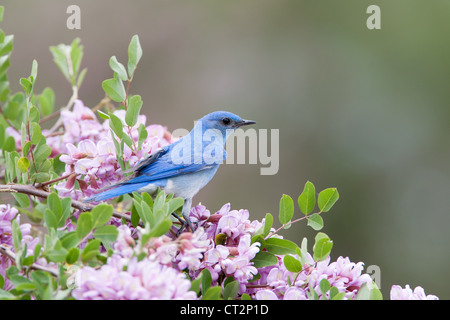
[84,111,255,232]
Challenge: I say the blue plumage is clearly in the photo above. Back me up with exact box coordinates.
[84,111,255,232]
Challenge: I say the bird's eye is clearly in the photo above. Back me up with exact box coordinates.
[222,117,231,125]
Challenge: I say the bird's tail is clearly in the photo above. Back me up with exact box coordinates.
[83,182,149,203]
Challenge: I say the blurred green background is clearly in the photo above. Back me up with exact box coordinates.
[2,0,450,298]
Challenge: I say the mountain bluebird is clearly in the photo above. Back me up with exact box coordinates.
[84,111,255,232]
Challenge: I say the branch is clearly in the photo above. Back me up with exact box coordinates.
[35,172,77,189]
[0,245,59,277]
[264,211,325,240]
[46,85,78,135]
[0,183,131,222]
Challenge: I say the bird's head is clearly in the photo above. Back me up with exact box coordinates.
[196,111,256,135]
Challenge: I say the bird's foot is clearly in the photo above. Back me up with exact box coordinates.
[172,212,197,236]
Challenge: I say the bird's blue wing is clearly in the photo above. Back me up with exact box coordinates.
[123,140,225,184]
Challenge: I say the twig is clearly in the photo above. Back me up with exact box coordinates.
[44,131,64,138]
[0,245,59,277]
[265,214,320,240]
[91,95,111,113]
[46,85,78,135]
[0,183,131,222]
[35,172,77,188]
[39,110,61,125]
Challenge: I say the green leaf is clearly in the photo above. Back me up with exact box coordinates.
[127,35,143,77]
[33,144,51,164]
[263,213,273,237]
[109,112,124,139]
[137,124,147,150]
[15,281,36,292]
[91,203,113,228]
[319,278,331,297]
[0,56,10,80]
[148,218,172,238]
[200,268,212,296]
[53,155,66,175]
[47,192,62,217]
[0,34,14,57]
[0,80,10,102]
[307,213,324,231]
[318,188,339,213]
[70,38,83,84]
[202,286,222,300]
[223,280,240,300]
[2,136,15,153]
[31,172,49,183]
[43,208,57,230]
[102,75,126,102]
[94,225,118,243]
[30,59,38,84]
[121,134,133,149]
[283,255,302,273]
[0,288,17,300]
[264,237,298,255]
[81,239,101,262]
[97,110,109,120]
[76,212,93,239]
[13,193,30,208]
[60,197,72,227]
[166,197,184,215]
[189,274,202,295]
[298,181,316,215]
[250,234,265,248]
[354,281,383,300]
[45,240,68,263]
[65,247,79,264]
[60,231,79,249]
[17,157,29,173]
[279,194,294,225]
[0,6,4,23]
[251,251,278,268]
[77,68,87,88]
[49,45,68,81]
[130,204,140,228]
[125,95,143,127]
[11,220,22,254]
[313,232,333,262]
[30,122,42,144]
[20,77,32,96]
[38,158,52,173]
[37,87,55,117]
[109,56,128,81]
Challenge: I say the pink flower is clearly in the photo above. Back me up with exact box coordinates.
[72,256,196,300]
[0,205,48,290]
[255,290,278,300]
[284,287,308,300]
[390,285,438,300]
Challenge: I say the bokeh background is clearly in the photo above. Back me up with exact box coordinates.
[2,0,449,298]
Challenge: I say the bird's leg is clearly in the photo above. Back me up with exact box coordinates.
[171,212,185,225]
[181,198,195,233]
[172,212,186,236]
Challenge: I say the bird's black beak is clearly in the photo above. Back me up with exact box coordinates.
[236,119,256,127]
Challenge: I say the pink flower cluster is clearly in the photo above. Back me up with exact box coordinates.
[390,285,438,300]
[72,255,196,300]
[54,100,175,200]
[72,203,381,300]
[252,256,373,300]
[188,203,262,292]
[72,225,200,300]
[0,204,40,290]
